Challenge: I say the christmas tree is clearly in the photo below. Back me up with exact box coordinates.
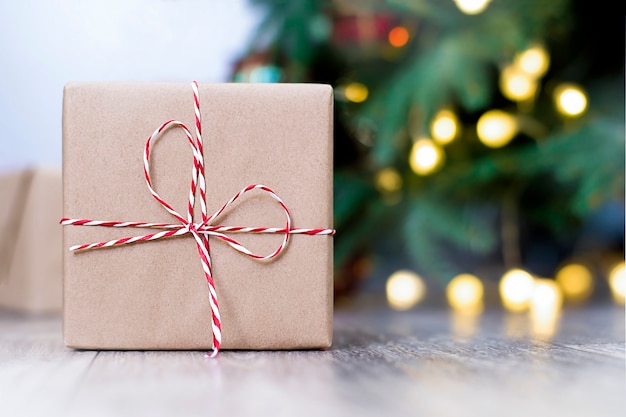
[236,0,624,294]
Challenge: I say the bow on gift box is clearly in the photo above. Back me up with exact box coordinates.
[61,81,335,357]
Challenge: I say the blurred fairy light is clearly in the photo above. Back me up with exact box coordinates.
[446,274,484,313]
[608,262,625,304]
[430,109,459,145]
[388,26,410,47]
[554,84,587,117]
[343,82,369,103]
[476,110,518,148]
[386,270,426,310]
[453,0,492,15]
[375,167,403,192]
[409,139,444,175]
[555,263,593,303]
[529,279,563,339]
[515,45,550,78]
[499,269,535,312]
[498,44,548,103]
[530,279,563,316]
[500,65,538,102]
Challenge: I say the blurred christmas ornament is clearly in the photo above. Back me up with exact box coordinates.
[332,9,394,48]
[232,51,283,83]
[329,0,416,61]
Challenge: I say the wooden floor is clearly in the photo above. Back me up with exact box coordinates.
[0,303,624,417]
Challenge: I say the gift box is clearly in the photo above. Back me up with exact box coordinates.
[62,82,334,351]
[0,166,63,313]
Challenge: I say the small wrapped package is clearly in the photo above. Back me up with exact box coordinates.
[0,166,62,313]
[62,82,334,352]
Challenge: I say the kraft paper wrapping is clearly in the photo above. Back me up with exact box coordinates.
[62,83,333,350]
[0,167,63,313]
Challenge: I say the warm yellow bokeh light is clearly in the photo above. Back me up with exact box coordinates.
[476,110,518,148]
[530,279,563,319]
[500,65,538,102]
[409,139,445,175]
[344,82,369,103]
[386,270,426,310]
[388,26,410,47]
[430,109,459,145]
[499,269,535,312]
[555,264,594,303]
[515,45,550,78]
[554,84,587,117]
[608,262,625,304]
[375,167,403,193]
[530,280,561,340]
[447,274,484,312]
[453,0,491,15]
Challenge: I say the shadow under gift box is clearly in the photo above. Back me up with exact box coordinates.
[62,82,334,350]
[0,167,63,313]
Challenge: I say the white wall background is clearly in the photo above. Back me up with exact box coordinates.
[0,0,259,172]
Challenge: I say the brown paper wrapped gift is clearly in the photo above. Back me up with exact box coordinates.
[0,166,62,313]
[62,83,333,350]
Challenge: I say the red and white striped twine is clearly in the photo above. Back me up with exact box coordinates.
[61,81,335,357]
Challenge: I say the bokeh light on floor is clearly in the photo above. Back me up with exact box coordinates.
[446,274,484,313]
[499,269,535,312]
[386,270,426,310]
[608,262,625,304]
[530,279,563,317]
[555,263,593,303]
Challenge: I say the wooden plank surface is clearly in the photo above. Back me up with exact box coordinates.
[0,304,624,417]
